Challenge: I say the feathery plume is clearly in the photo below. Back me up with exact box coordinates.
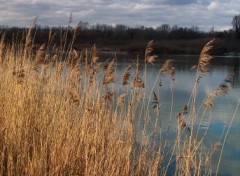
[133,73,144,88]
[160,59,174,74]
[204,73,233,108]
[160,59,176,81]
[145,40,157,64]
[89,67,98,87]
[47,28,56,47]
[147,55,158,65]
[69,87,80,103]
[34,44,46,70]
[91,44,99,64]
[152,91,160,111]
[182,105,188,115]
[25,17,38,55]
[103,59,115,85]
[145,40,154,58]
[117,94,126,106]
[68,49,80,69]
[198,39,215,74]
[133,62,144,88]
[55,62,64,77]
[121,65,131,86]
[176,112,190,132]
[103,91,114,104]
[73,22,81,40]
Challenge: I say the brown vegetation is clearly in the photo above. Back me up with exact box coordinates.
[0,19,238,176]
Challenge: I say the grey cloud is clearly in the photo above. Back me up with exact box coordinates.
[163,0,199,5]
[12,2,52,16]
[0,0,237,30]
[142,0,210,5]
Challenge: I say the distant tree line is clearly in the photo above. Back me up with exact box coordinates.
[0,14,239,55]
[0,22,237,44]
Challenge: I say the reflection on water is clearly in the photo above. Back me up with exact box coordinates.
[110,54,240,176]
[233,57,240,89]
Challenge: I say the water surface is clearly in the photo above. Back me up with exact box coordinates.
[101,53,240,175]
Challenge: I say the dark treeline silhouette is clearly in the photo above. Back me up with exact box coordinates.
[232,14,240,39]
[0,22,240,54]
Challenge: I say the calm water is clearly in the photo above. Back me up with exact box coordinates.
[100,53,240,176]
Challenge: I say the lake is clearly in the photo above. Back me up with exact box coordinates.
[99,52,240,176]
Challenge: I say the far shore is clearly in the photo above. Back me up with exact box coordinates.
[71,38,240,55]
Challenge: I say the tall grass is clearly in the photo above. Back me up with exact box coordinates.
[0,20,238,176]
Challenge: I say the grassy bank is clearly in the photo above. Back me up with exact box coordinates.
[0,22,238,175]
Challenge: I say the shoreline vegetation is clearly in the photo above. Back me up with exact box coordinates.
[76,38,240,55]
[1,20,240,55]
[0,18,239,175]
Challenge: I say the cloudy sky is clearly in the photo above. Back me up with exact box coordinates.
[0,0,239,31]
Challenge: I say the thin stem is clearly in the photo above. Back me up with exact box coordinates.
[170,79,174,121]
[215,99,240,176]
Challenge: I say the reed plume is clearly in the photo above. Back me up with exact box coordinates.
[182,105,188,115]
[145,40,158,64]
[69,87,80,103]
[133,73,144,88]
[177,114,187,131]
[69,50,82,83]
[136,91,143,103]
[89,67,99,87]
[33,44,46,71]
[73,22,81,41]
[103,58,111,70]
[43,53,50,69]
[103,59,115,85]
[24,17,37,56]
[47,28,56,47]
[54,62,64,77]
[160,59,174,74]
[204,73,233,108]
[85,45,100,87]
[68,49,81,69]
[121,65,131,86]
[133,62,144,88]
[91,44,99,64]
[103,91,114,104]
[68,49,82,103]
[12,66,25,84]
[160,59,175,81]
[83,49,92,78]
[0,21,232,176]
[117,94,126,107]
[198,39,215,74]
[176,105,190,132]
[152,91,160,111]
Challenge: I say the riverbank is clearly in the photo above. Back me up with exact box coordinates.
[74,38,240,55]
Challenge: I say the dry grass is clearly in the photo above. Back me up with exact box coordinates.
[0,21,237,176]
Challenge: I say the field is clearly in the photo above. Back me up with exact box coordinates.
[0,21,239,176]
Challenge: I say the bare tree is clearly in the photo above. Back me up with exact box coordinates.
[232,14,240,39]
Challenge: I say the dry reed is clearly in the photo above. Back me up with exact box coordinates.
[103,59,115,85]
[198,39,215,74]
[0,24,234,176]
[121,65,131,86]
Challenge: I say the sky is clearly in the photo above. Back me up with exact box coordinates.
[0,0,240,31]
